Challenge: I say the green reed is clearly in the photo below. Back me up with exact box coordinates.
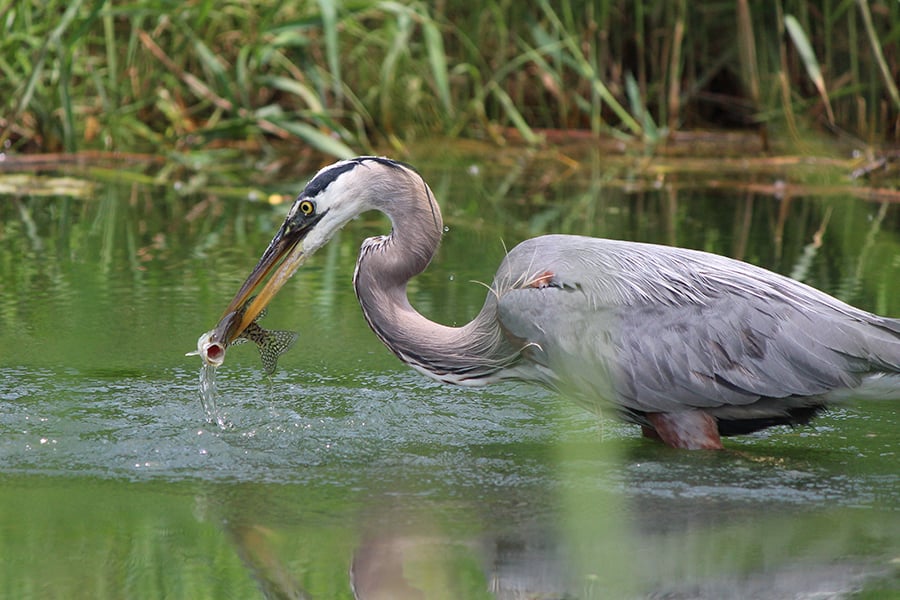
[0,0,897,161]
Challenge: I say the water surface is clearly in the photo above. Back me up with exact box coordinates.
[0,152,898,598]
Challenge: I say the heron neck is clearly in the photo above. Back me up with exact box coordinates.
[353,196,517,385]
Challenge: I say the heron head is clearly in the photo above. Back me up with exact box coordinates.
[216,156,405,343]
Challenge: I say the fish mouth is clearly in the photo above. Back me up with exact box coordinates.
[215,215,318,345]
[187,328,229,366]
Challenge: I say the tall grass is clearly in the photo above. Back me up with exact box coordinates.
[0,0,897,163]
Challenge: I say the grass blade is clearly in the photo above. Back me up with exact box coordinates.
[317,0,342,103]
[784,14,835,125]
[422,17,453,117]
[736,0,761,117]
[626,72,659,142]
[262,76,325,112]
[268,118,355,159]
[855,0,900,111]
[489,83,539,145]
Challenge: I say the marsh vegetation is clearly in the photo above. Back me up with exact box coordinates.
[1,1,898,170]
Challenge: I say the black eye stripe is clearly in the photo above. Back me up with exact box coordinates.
[303,161,359,197]
[301,156,411,198]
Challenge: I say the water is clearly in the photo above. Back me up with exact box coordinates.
[0,154,898,598]
[198,363,227,429]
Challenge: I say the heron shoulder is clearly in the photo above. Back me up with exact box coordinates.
[495,234,731,307]
[494,234,856,311]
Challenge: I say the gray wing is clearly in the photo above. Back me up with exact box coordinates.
[493,235,900,414]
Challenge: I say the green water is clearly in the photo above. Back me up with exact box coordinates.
[0,155,898,598]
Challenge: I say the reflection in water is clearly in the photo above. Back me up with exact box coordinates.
[228,522,311,600]
[0,162,898,597]
[210,468,897,599]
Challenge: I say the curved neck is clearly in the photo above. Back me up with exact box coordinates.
[352,181,518,385]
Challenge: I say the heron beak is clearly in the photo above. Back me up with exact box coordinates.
[215,221,313,345]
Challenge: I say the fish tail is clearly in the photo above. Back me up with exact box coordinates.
[257,328,299,375]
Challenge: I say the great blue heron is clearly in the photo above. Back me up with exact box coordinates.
[210,156,900,449]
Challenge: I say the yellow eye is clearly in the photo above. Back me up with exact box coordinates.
[298,200,315,216]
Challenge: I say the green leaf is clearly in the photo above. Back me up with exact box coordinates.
[261,76,324,112]
[489,83,539,145]
[269,119,356,159]
[317,0,342,101]
[784,14,834,124]
[423,18,452,116]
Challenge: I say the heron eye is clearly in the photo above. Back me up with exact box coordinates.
[298,200,315,216]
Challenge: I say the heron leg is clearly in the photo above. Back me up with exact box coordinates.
[644,411,724,450]
[641,425,664,441]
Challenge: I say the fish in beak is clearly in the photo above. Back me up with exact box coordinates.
[187,198,324,370]
[188,155,383,373]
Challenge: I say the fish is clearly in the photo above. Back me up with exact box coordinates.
[187,301,298,376]
[228,308,299,375]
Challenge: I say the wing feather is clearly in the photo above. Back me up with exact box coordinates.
[494,235,900,416]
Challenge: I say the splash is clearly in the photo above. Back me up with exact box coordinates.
[187,305,297,427]
[199,363,228,429]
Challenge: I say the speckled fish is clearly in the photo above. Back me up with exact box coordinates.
[187,301,298,375]
[228,308,298,375]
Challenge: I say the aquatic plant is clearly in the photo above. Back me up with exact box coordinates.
[0,0,897,161]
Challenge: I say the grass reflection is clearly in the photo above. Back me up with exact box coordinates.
[0,453,895,598]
